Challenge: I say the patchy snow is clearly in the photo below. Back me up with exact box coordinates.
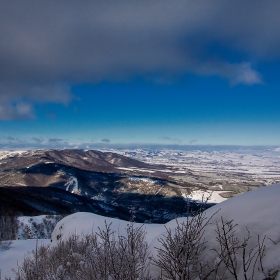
[91,194,106,202]
[116,167,137,171]
[136,169,155,173]
[18,215,46,226]
[0,150,27,160]
[128,176,158,183]
[64,176,79,194]
[116,167,156,173]
[112,148,280,180]
[17,215,63,239]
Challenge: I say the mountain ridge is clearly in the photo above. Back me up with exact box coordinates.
[0,149,211,223]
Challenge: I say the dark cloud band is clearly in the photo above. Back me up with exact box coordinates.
[1,0,279,119]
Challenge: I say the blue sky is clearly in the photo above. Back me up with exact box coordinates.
[1,1,280,148]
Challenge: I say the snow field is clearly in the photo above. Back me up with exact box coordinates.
[113,148,280,178]
[0,239,50,279]
[51,212,166,245]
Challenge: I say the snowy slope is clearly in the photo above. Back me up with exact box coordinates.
[0,239,50,279]
[1,184,280,279]
[17,215,64,239]
[52,184,280,279]
[149,184,280,279]
[51,212,166,245]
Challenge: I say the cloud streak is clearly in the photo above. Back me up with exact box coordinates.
[101,138,111,143]
[1,0,279,119]
[0,83,73,120]
[160,136,182,143]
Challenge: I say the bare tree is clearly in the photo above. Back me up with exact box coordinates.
[13,211,279,280]
[213,217,278,280]
[152,209,219,280]
[151,209,279,280]
[14,221,151,280]
[109,222,151,280]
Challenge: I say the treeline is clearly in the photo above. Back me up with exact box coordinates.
[0,208,18,249]
[0,209,65,246]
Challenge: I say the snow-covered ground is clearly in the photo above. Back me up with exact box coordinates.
[0,147,280,278]
[0,239,50,279]
[54,184,280,279]
[149,184,280,278]
[51,212,166,245]
[17,215,64,239]
[1,184,280,279]
[1,147,279,180]
[0,150,28,161]
[109,147,280,179]
[128,176,158,183]
[182,190,228,203]
[117,166,156,173]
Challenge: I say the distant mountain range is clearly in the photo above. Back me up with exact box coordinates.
[0,149,212,223]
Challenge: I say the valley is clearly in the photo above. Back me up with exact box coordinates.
[0,147,279,223]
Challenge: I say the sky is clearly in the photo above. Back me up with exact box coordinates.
[1,0,280,149]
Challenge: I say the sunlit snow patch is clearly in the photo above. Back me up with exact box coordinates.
[128,176,158,183]
[91,194,106,202]
[65,177,79,194]
[182,190,228,203]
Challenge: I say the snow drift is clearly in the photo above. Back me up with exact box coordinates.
[149,183,280,278]
[51,184,280,279]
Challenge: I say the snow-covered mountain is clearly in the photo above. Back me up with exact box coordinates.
[0,149,214,223]
[0,148,279,223]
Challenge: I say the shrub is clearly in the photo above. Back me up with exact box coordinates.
[14,212,279,279]
[14,222,151,280]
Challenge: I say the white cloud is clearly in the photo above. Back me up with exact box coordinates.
[0,103,34,120]
[232,63,262,85]
[0,83,73,120]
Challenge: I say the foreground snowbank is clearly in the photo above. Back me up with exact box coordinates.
[149,184,280,278]
[51,212,166,245]
[0,239,50,279]
[52,184,280,279]
[1,184,280,279]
